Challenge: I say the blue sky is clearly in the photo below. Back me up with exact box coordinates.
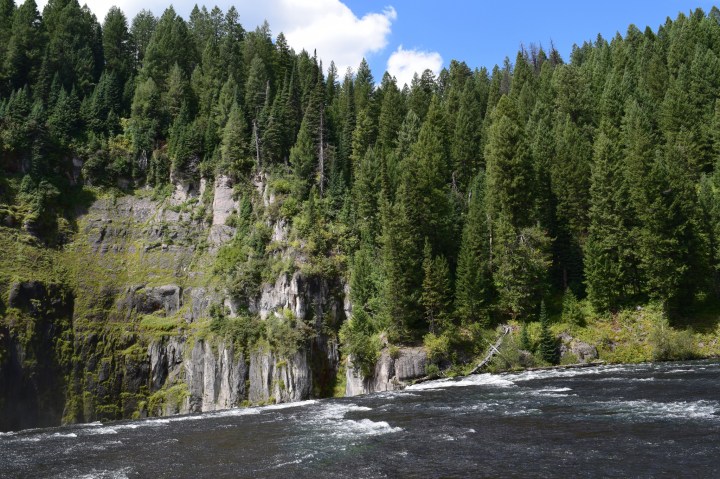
[345,0,718,83]
[37,0,718,85]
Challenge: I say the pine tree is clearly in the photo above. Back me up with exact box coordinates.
[354,58,374,114]
[4,0,46,90]
[493,213,551,320]
[141,6,196,87]
[352,147,382,241]
[519,323,532,352]
[451,79,484,190]
[376,73,405,158]
[485,95,534,227]
[551,114,592,290]
[561,288,584,326]
[455,171,491,325]
[638,132,709,314]
[130,10,157,67]
[102,6,132,90]
[585,123,634,311]
[379,170,424,339]
[220,102,250,177]
[420,239,453,334]
[411,95,454,257]
[128,76,161,160]
[538,300,558,364]
[289,114,316,200]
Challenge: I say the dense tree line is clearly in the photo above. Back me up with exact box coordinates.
[2,2,720,342]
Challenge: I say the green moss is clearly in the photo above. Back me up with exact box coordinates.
[148,383,189,416]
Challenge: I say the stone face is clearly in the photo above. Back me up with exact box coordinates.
[558,333,600,363]
[1,281,74,432]
[148,338,248,414]
[248,348,311,404]
[208,175,238,250]
[184,287,218,323]
[2,173,350,430]
[346,347,427,397]
[211,175,236,226]
[570,341,599,362]
[123,285,181,316]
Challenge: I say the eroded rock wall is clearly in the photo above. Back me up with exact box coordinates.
[345,347,428,397]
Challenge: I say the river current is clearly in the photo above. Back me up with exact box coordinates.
[1,360,719,478]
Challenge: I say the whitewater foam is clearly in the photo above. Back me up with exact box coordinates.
[407,373,515,391]
[600,399,720,421]
[82,427,118,435]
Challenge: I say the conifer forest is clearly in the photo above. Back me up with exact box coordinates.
[2,0,720,401]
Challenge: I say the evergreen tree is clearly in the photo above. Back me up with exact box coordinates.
[537,300,558,364]
[485,95,534,227]
[561,288,584,326]
[289,113,316,200]
[220,102,250,177]
[411,95,454,257]
[4,0,46,90]
[451,79,485,190]
[455,171,491,325]
[420,239,453,333]
[585,124,634,311]
[141,6,195,87]
[519,323,532,352]
[102,7,133,89]
[493,213,552,319]
[130,10,157,67]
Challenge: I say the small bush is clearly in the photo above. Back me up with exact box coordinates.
[425,363,440,378]
[423,332,451,363]
[650,317,697,361]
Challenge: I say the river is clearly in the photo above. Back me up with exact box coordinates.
[1,360,719,478]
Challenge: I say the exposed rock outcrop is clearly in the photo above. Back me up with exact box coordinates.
[346,347,427,396]
[1,172,349,431]
[0,281,74,431]
[249,348,311,404]
[208,175,237,250]
[559,333,599,363]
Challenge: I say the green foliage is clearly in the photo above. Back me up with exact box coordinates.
[1,6,720,420]
[339,309,380,378]
[493,216,551,320]
[423,331,451,364]
[537,301,558,364]
[650,316,698,361]
[519,323,532,352]
[561,288,585,326]
[455,171,491,325]
[420,239,453,333]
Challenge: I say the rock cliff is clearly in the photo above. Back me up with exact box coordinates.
[345,347,427,396]
[0,172,347,431]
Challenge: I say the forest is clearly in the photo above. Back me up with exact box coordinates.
[2,0,720,367]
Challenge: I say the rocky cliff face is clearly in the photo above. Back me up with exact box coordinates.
[345,347,428,396]
[0,282,74,431]
[0,173,348,431]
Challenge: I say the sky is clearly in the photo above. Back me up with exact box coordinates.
[35,0,719,86]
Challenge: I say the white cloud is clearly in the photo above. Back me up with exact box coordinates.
[36,1,146,22]
[268,1,396,74]
[387,45,443,88]
[36,0,397,75]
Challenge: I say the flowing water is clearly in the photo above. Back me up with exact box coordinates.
[2,360,719,478]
